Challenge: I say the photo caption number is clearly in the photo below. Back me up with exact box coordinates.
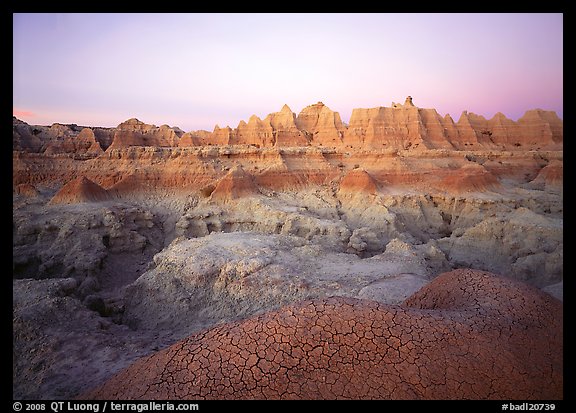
[527,404,555,411]
[506,403,556,411]
[25,405,46,411]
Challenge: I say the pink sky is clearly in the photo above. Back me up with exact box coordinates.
[13,108,36,118]
[13,13,563,131]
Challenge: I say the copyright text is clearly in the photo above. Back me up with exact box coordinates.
[12,402,199,413]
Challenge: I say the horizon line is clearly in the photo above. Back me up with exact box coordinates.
[13,103,563,133]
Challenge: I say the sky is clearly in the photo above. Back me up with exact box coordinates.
[13,13,563,132]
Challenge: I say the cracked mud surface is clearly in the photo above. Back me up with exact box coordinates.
[83,269,562,400]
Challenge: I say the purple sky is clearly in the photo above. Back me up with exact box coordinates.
[13,13,563,132]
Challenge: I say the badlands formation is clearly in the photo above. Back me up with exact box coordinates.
[13,98,563,399]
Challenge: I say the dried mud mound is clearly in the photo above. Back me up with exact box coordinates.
[338,168,378,195]
[209,164,259,202]
[83,269,562,400]
[530,160,563,192]
[49,176,110,205]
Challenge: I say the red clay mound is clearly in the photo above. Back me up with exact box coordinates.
[49,176,110,205]
[82,269,562,400]
[338,168,378,196]
[439,164,501,194]
[530,160,562,191]
[209,165,258,202]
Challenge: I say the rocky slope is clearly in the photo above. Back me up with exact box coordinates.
[12,98,562,399]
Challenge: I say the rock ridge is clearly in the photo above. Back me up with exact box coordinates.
[14,97,562,153]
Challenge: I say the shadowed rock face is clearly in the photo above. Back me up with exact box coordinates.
[107,119,182,150]
[44,128,104,156]
[530,160,562,192]
[14,183,39,197]
[82,269,562,400]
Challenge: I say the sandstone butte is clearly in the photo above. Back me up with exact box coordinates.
[13,97,563,153]
[82,269,562,400]
[184,100,558,150]
[12,97,563,198]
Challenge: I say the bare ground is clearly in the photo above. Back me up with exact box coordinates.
[12,180,562,399]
